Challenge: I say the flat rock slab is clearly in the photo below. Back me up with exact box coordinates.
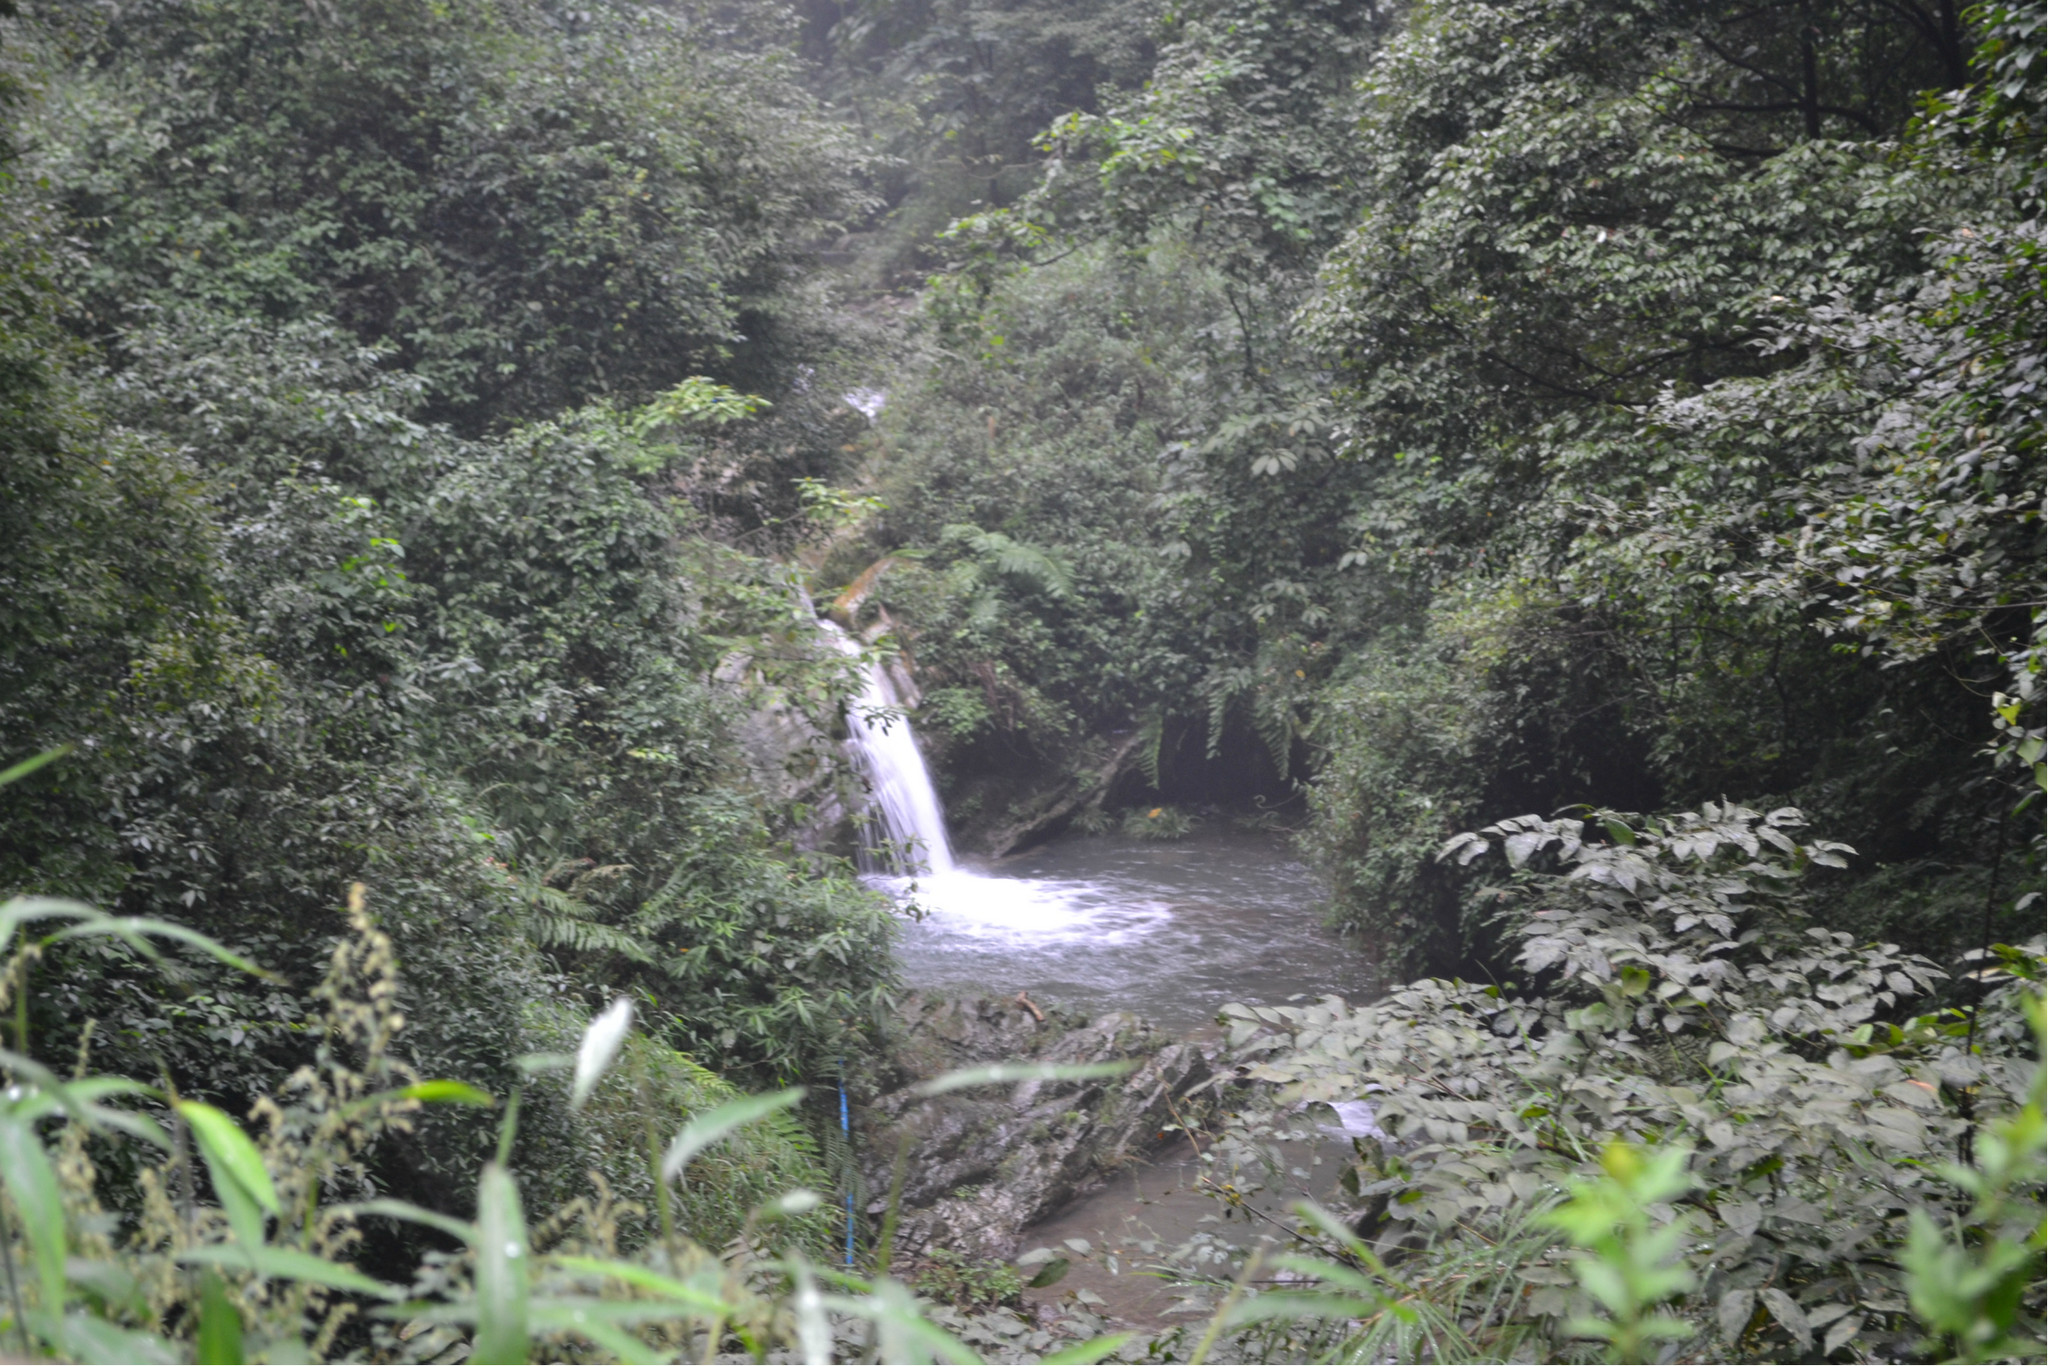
[855,993,1211,1261]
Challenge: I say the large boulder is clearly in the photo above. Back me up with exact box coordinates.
[856,993,1211,1261]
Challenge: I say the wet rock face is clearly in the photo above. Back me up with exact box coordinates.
[856,993,1212,1262]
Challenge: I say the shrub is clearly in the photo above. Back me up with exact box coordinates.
[1200,803,2045,1362]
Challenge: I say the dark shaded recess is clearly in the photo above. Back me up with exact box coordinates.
[1103,714,1297,811]
[1476,647,1665,825]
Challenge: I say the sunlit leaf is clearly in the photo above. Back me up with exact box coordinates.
[177,1101,279,1248]
[401,1080,496,1108]
[195,1269,244,1365]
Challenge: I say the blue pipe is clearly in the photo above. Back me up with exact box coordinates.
[839,1060,855,1268]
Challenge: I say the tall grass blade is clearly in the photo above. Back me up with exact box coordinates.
[195,1268,244,1365]
[48,917,268,978]
[549,1254,731,1315]
[0,898,97,953]
[0,745,71,789]
[27,1309,177,1365]
[910,1061,1133,1097]
[788,1257,832,1366]
[179,1244,403,1299]
[473,1162,530,1364]
[547,1314,665,1365]
[345,1197,478,1245]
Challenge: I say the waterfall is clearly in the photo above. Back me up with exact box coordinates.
[828,627,955,876]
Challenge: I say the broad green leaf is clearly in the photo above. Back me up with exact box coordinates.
[1026,1256,1070,1288]
[63,1257,147,1317]
[402,1079,496,1107]
[342,1080,496,1120]
[180,1243,404,1299]
[177,1101,279,1248]
[910,1061,1133,1098]
[0,1110,67,1309]
[1717,1287,1755,1342]
[660,1088,805,1182]
[571,998,633,1111]
[472,1162,529,1365]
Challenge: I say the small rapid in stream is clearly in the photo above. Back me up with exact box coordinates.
[838,642,1376,1030]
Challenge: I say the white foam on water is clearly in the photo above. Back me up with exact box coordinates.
[869,869,1173,946]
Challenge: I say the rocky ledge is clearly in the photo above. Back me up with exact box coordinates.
[855,993,1212,1262]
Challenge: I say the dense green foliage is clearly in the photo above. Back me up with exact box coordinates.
[1206,805,2043,1361]
[0,0,899,1235]
[848,0,2043,977]
[0,0,2040,1359]
[39,0,863,429]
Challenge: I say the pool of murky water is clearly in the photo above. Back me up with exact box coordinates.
[877,827,1378,1034]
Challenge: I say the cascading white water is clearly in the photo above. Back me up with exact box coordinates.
[829,627,955,875]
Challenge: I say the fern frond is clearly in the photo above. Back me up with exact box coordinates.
[1255,690,1295,781]
[526,913,654,963]
[942,523,1073,598]
[515,880,653,962]
[1138,710,1166,790]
